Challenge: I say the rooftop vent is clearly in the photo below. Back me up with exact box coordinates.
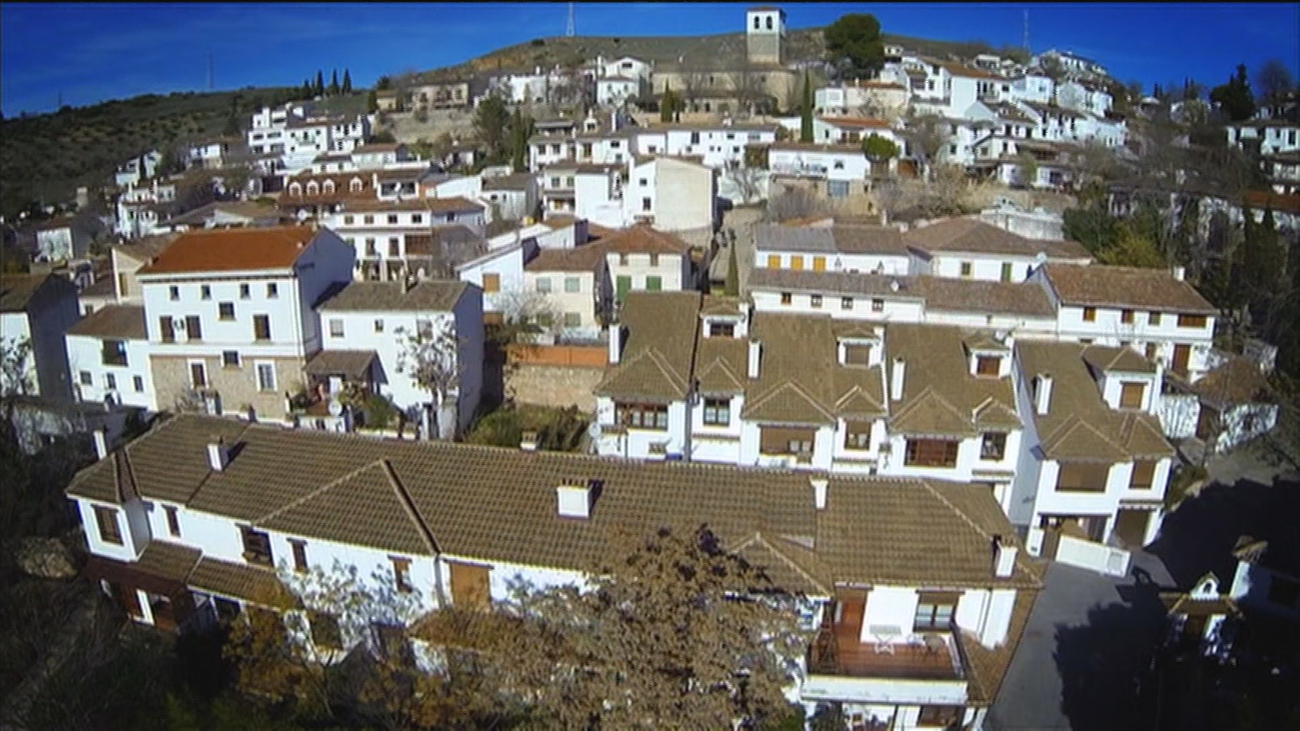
[556,479,602,519]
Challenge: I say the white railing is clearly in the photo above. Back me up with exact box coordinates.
[1056,533,1131,577]
[771,163,828,178]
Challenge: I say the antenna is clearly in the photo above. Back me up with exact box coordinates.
[207,52,214,91]
[566,2,575,37]
[1023,10,1030,54]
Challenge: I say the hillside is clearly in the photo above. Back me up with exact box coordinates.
[0,88,299,220]
[419,27,1001,81]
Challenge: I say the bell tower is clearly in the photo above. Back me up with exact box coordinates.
[745,6,786,65]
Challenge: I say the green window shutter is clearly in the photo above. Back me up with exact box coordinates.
[645,276,662,292]
[616,276,632,301]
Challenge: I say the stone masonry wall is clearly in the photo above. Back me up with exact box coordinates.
[506,364,605,412]
[151,355,307,419]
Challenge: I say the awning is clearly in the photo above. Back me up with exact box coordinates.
[84,542,201,596]
[304,350,378,380]
[188,556,298,609]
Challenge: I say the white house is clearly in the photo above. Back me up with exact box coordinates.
[754,224,912,277]
[1188,356,1280,454]
[66,305,155,410]
[600,225,694,305]
[904,217,1093,282]
[596,76,643,107]
[1230,536,1300,622]
[315,279,484,437]
[1226,119,1300,156]
[0,273,80,400]
[134,225,356,420]
[626,155,717,234]
[524,245,612,338]
[33,216,96,262]
[114,150,162,188]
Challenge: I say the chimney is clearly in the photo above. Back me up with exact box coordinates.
[1172,265,1185,282]
[747,340,762,379]
[609,324,626,364]
[556,479,599,519]
[520,430,538,451]
[1035,373,1053,416]
[810,478,828,510]
[92,428,109,460]
[207,437,230,472]
[993,535,1018,578]
[890,357,906,401]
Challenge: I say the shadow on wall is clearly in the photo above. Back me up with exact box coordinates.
[1052,572,1167,731]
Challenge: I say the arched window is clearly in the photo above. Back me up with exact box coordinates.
[306,181,319,196]
[350,178,363,192]
[288,182,302,197]
[765,16,773,30]
[322,180,336,194]
[753,16,760,29]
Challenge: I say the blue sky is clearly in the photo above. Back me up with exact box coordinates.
[2,3,1296,116]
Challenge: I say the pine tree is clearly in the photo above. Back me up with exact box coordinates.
[799,71,814,143]
[724,244,739,296]
[342,70,352,94]
[314,71,324,97]
[302,78,312,98]
[329,70,340,96]
[367,89,378,114]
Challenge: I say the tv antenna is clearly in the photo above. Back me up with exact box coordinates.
[566,2,575,37]
[207,52,214,91]
[1023,10,1030,54]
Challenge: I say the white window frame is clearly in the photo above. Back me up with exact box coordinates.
[255,361,277,392]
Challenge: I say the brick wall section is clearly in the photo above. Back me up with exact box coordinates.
[507,344,608,368]
[151,355,307,419]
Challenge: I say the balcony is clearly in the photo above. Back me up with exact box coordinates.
[802,622,970,705]
[771,162,828,179]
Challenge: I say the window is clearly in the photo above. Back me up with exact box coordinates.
[810,294,823,308]
[871,298,884,312]
[981,432,1007,460]
[703,397,730,426]
[308,610,342,649]
[843,344,872,366]
[169,286,180,301]
[218,302,235,321]
[827,180,850,198]
[329,319,344,337]
[1082,306,1097,322]
[94,506,122,545]
[189,361,208,388]
[411,213,423,224]
[914,591,959,631]
[844,421,872,450]
[649,253,660,267]
[373,318,384,333]
[767,254,781,269]
[79,370,92,386]
[363,214,375,224]
[105,373,117,390]
[564,276,581,293]
[133,376,144,392]
[102,339,128,366]
[200,285,211,300]
[267,283,278,298]
[1056,462,1109,492]
[976,355,1000,376]
[343,215,354,225]
[1001,262,1013,282]
[256,363,276,392]
[1121,309,1134,324]
[1119,381,1145,409]
[710,322,735,338]
[1145,343,1158,360]
[240,526,273,566]
[387,214,399,224]
[838,297,853,310]
[482,273,500,293]
[759,426,816,456]
[790,255,804,271]
[253,315,271,341]
[642,196,652,212]
[1178,314,1207,328]
[391,557,413,593]
[222,350,240,367]
[160,316,175,343]
[164,505,181,537]
[563,312,581,328]
[917,705,964,727]
[237,283,250,300]
[1130,460,1156,490]
[535,277,552,293]
[905,439,960,467]
[615,402,669,430]
[185,315,202,341]
[780,292,792,305]
[645,276,662,291]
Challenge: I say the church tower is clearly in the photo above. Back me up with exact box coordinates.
[745,6,786,65]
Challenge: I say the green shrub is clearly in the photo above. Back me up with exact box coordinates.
[361,394,396,430]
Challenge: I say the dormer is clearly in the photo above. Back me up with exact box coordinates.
[556,478,602,519]
[1083,346,1158,412]
[964,332,1011,378]
[837,332,882,368]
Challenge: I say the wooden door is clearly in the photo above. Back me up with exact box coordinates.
[1172,344,1191,375]
[113,582,142,617]
[449,561,491,609]
[837,594,866,639]
[190,362,207,388]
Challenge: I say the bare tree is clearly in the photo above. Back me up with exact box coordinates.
[1255,59,1295,118]
[766,184,827,222]
[727,163,767,205]
[493,284,562,345]
[0,337,34,401]
[899,110,948,180]
[395,318,465,440]
[680,58,714,113]
[727,59,767,118]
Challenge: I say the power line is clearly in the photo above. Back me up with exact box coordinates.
[207,52,214,91]
[566,2,575,37]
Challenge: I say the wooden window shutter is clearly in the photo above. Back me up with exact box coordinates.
[450,561,491,609]
[1119,382,1145,409]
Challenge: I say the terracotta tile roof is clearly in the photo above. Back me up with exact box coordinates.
[885,324,1020,438]
[597,291,702,401]
[352,143,402,154]
[0,273,60,312]
[136,226,318,275]
[1191,356,1276,408]
[742,313,839,425]
[912,278,1056,318]
[594,224,690,256]
[1017,340,1174,461]
[767,141,864,153]
[754,224,908,256]
[304,349,379,379]
[525,245,606,273]
[342,196,484,214]
[1041,264,1217,314]
[905,218,1090,259]
[748,268,920,299]
[700,295,744,317]
[67,304,146,340]
[1082,345,1157,374]
[111,234,177,261]
[66,414,1038,595]
[482,173,537,191]
[818,116,891,129]
[317,279,468,312]
[162,201,287,227]
[694,336,748,395]
[134,541,202,583]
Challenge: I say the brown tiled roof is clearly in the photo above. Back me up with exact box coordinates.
[352,143,403,154]
[747,268,921,299]
[700,296,744,317]
[134,541,202,583]
[754,224,908,256]
[136,226,317,275]
[767,141,864,153]
[66,414,1037,596]
[694,336,748,395]
[342,196,484,214]
[317,279,469,312]
[162,201,285,227]
[526,245,606,273]
[1041,264,1217,314]
[596,291,702,401]
[743,313,838,425]
[304,349,378,379]
[111,234,176,261]
[1017,340,1174,461]
[885,324,1019,438]
[1191,356,1276,408]
[913,278,1056,318]
[818,116,891,129]
[67,305,146,340]
[594,224,690,256]
[1082,345,1157,374]
[79,276,116,299]
[482,173,537,191]
[905,217,1090,259]
[0,274,57,312]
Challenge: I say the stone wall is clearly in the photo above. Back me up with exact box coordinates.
[506,364,605,412]
[151,355,306,419]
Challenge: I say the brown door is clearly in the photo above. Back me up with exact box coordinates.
[1172,344,1191,375]
[113,582,142,617]
[837,594,866,638]
[449,561,491,609]
[190,362,207,388]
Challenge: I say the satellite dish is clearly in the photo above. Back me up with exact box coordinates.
[327,399,344,417]
[587,422,601,439]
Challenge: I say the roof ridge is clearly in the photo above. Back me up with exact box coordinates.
[747,380,835,421]
[733,531,831,596]
[380,460,440,555]
[255,458,391,524]
[917,480,1038,581]
[891,385,968,426]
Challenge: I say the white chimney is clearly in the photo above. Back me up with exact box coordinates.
[1035,373,1053,416]
[92,428,108,460]
[556,480,597,519]
[890,357,906,401]
[520,430,538,451]
[1172,265,1186,281]
[207,438,230,472]
[994,535,1018,578]
[810,478,828,510]
[747,340,762,379]
[609,325,626,364]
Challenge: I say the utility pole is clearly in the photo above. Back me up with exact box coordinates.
[207,52,214,91]
[1023,10,1030,54]
[566,2,575,37]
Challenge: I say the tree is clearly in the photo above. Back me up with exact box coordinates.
[329,69,340,96]
[1209,64,1256,122]
[727,59,767,117]
[661,83,676,123]
[766,185,825,222]
[1014,150,1039,188]
[1,336,34,399]
[724,242,739,296]
[861,133,898,162]
[1255,58,1294,118]
[313,70,324,97]
[473,93,511,165]
[395,318,465,440]
[823,13,885,81]
[415,525,809,730]
[494,284,561,344]
[799,71,813,143]
[899,110,946,180]
[366,88,378,114]
[1096,221,1165,268]
[341,69,352,94]
[376,75,392,91]
[507,108,533,173]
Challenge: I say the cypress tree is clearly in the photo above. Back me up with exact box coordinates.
[724,244,739,296]
[314,70,325,96]
[799,70,814,143]
[661,83,674,123]
[329,69,340,95]
[342,69,353,94]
